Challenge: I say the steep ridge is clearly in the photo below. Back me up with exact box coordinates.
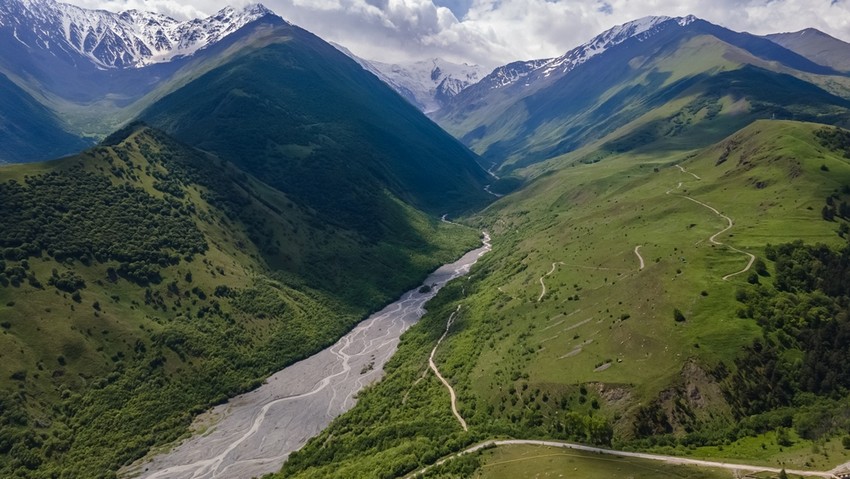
[139,21,491,234]
[0,124,479,477]
[766,28,850,73]
[435,16,850,172]
[0,0,274,69]
[0,0,287,161]
[0,72,91,162]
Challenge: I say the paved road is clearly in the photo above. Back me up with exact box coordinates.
[127,234,492,479]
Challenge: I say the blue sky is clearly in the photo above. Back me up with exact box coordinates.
[66,0,850,68]
[433,0,473,17]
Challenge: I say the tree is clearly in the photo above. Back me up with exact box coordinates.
[754,258,769,276]
[673,308,686,322]
[776,427,793,447]
[823,205,835,221]
[840,201,850,218]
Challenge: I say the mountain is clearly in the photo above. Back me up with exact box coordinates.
[0,0,273,69]
[0,1,496,475]
[765,28,850,73]
[0,0,282,162]
[0,0,493,216]
[0,72,91,163]
[334,46,485,113]
[434,15,850,172]
[0,123,480,476]
[139,19,491,229]
[440,15,695,112]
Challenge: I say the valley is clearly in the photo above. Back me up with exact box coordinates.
[126,234,490,478]
[3,2,850,478]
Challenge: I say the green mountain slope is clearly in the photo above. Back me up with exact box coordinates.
[434,20,850,173]
[0,73,92,163]
[0,124,478,477]
[766,28,850,73]
[139,23,490,229]
[278,120,850,477]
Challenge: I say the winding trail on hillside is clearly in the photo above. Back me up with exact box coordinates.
[486,162,501,180]
[484,184,505,198]
[441,214,459,225]
[428,305,468,431]
[676,164,701,180]
[634,245,645,270]
[537,262,564,302]
[679,196,756,280]
[405,439,837,479]
[667,165,756,281]
[129,234,492,479]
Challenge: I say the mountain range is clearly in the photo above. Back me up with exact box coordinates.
[4,1,850,478]
[0,0,291,162]
[431,15,850,172]
[334,46,485,113]
[276,15,850,479]
[0,0,274,68]
[0,1,490,475]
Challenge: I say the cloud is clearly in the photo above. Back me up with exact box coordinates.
[264,0,850,68]
[60,0,850,69]
[68,0,210,20]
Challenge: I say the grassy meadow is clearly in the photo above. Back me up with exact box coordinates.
[280,120,850,478]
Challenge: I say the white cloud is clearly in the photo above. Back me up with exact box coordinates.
[59,0,850,69]
[67,0,209,20]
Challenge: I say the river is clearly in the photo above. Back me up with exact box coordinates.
[128,232,491,479]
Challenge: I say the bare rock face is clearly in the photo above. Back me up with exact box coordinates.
[0,0,276,69]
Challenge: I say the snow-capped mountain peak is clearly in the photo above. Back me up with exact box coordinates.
[448,15,700,109]
[540,15,695,78]
[0,0,278,68]
[332,47,486,113]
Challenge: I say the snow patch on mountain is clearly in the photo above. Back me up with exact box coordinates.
[466,14,698,97]
[487,59,551,89]
[333,45,485,113]
[0,0,278,68]
[540,15,697,78]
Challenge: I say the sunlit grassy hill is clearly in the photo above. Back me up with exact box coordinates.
[279,120,850,478]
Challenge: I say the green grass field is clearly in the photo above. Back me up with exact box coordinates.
[458,120,850,418]
[458,444,734,479]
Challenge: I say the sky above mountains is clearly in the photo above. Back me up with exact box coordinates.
[63,0,850,68]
